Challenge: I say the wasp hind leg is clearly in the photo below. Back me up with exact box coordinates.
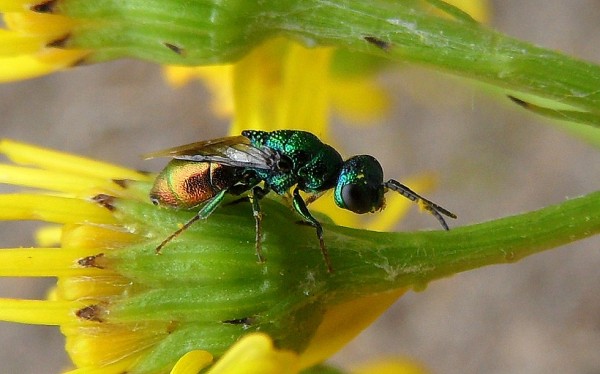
[291,187,333,273]
[155,190,227,254]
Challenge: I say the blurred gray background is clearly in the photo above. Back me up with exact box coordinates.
[1,1,599,373]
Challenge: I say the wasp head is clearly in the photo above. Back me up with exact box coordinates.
[334,155,385,214]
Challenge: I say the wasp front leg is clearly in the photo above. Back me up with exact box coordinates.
[291,187,333,273]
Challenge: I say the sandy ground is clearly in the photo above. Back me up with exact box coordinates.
[1,1,599,373]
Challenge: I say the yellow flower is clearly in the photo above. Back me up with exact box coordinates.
[0,139,151,372]
[1,1,488,372]
[0,139,415,373]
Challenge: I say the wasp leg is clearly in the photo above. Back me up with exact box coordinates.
[155,190,227,254]
[291,187,333,273]
[249,185,270,263]
[384,179,457,230]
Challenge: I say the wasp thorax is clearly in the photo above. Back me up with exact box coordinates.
[334,155,385,214]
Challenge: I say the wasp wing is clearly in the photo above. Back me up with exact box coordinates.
[144,135,278,170]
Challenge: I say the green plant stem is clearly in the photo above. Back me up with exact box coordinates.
[325,190,600,300]
[64,0,600,126]
[271,0,600,125]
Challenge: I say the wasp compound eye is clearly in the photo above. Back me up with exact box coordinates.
[335,155,384,214]
[340,183,374,214]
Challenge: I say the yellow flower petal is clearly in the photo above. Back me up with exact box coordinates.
[208,333,299,374]
[0,247,105,277]
[163,65,234,119]
[171,350,214,374]
[330,77,391,124]
[0,299,80,325]
[0,0,30,11]
[0,50,86,82]
[34,224,62,246]
[445,0,491,23]
[0,7,88,81]
[352,358,430,374]
[61,224,140,250]
[64,324,163,369]
[0,139,149,181]
[231,39,333,136]
[300,289,406,369]
[3,11,77,36]
[0,194,116,223]
[0,29,46,55]
[57,275,129,301]
[0,164,122,194]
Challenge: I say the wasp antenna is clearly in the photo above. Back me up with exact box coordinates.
[384,179,457,230]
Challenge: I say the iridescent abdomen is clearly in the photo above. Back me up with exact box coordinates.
[150,159,237,209]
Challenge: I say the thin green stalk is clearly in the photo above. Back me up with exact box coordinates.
[324,190,600,300]
[271,0,600,126]
[60,1,600,126]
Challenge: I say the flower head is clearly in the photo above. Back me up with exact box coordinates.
[0,139,415,373]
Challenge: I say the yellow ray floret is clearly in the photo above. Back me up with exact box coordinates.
[0,194,116,223]
[0,50,85,81]
[0,0,30,12]
[352,358,430,374]
[0,247,105,277]
[170,350,214,374]
[207,333,299,374]
[0,139,150,181]
[300,289,406,369]
[63,324,165,369]
[0,9,88,81]
[0,298,83,325]
[0,164,121,194]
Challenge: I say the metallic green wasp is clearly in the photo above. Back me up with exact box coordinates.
[147,130,456,272]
